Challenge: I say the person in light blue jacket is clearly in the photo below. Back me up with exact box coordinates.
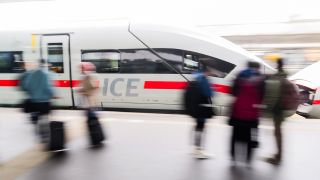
[23,59,55,143]
[24,69,54,103]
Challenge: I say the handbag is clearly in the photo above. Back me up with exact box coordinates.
[21,99,33,113]
[198,98,215,118]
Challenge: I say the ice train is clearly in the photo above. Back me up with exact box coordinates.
[0,20,273,115]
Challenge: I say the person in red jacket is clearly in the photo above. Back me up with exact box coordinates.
[229,61,265,165]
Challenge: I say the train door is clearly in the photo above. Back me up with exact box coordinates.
[41,34,74,107]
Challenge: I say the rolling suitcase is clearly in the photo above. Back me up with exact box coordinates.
[87,110,105,145]
[48,121,66,151]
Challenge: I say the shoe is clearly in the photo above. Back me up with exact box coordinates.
[195,152,210,159]
[90,142,105,149]
[193,148,210,159]
[264,157,281,165]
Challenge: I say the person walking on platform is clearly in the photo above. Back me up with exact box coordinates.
[263,58,298,165]
[21,59,55,144]
[184,65,214,159]
[78,62,99,109]
[229,61,265,165]
[78,62,105,146]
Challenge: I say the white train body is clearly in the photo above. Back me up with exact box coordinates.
[289,61,320,118]
[0,20,272,115]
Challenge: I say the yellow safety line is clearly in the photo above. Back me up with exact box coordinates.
[0,145,50,180]
[0,117,87,180]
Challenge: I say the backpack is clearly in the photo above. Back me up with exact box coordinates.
[184,81,214,118]
[184,81,199,117]
[279,79,299,110]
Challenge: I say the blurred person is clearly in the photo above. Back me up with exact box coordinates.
[77,62,99,109]
[78,62,105,146]
[263,58,298,165]
[229,61,265,165]
[21,59,55,144]
[184,65,215,159]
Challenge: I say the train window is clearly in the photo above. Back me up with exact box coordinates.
[81,50,120,73]
[182,51,236,77]
[47,43,64,73]
[183,53,199,73]
[120,49,179,74]
[198,55,235,78]
[0,51,24,73]
[154,49,183,73]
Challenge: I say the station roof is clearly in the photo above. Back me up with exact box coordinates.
[199,20,320,48]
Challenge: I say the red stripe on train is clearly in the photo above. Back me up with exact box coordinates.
[144,81,188,89]
[2,79,231,93]
[144,81,231,94]
[54,80,81,87]
[313,100,320,105]
[0,80,19,86]
[0,80,80,88]
[211,84,232,94]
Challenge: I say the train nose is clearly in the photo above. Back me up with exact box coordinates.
[294,84,317,117]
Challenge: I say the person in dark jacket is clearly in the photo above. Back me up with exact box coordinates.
[185,66,214,159]
[229,61,264,165]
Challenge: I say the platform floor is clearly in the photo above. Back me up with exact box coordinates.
[1,108,320,180]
